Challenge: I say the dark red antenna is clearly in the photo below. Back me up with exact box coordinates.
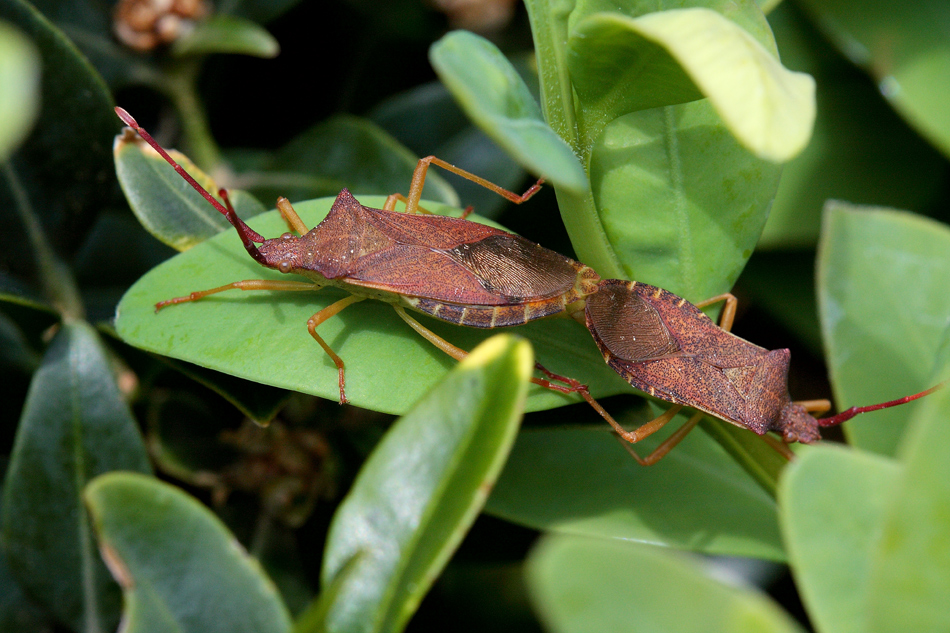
[115,107,269,266]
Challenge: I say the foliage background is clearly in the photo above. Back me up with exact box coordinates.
[1,0,949,632]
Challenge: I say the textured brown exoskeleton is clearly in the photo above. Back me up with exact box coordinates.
[115,107,609,411]
[585,279,941,464]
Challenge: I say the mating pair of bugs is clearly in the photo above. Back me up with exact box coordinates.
[116,107,936,465]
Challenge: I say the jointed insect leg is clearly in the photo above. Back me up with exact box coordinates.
[392,306,591,396]
[616,410,704,466]
[694,293,738,332]
[401,156,544,215]
[308,295,368,405]
[276,197,309,235]
[155,280,319,311]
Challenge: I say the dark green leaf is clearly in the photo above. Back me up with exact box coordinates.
[486,420,785,561]
[0,0,116,271]
[115,196,629,414]
[1,321,151,632]
[796,0,950,158]
[249,115,458,208]
[760,3,945,248]
[320,335,532,633]
[527,535,804,633]
[172,14,279,58]
[430,30,587,195]
[84,472,293,633]
[817,203,950,455]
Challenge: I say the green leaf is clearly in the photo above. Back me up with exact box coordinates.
[486,421,785,561]
[569,8,815,162]
[172,14,280,58]
[817,203,950,456]
[0,487,50,633]
[779,445,901,633]
[589,99,781,301]
[319,334,532,633]
[115,130,266,251]
[760,4,945,248]
[84,472,293,633]
[865,341,950,633]
[1,321,151,632]
[526,535,805,633]
[796,0,950,158]
[429,30,588,195]
[0,0,116,273]
[115,195,629,414]
[0,20,39,160]
[249,115,458,208]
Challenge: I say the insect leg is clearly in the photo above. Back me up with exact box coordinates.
[796,399,832,414]
[693,293,738,331]
[155,280,318,311]
[392,305,595,396]
[616,410,704,466]
[276,197,309,235]
[307,295,367,405]
[402,156,544,215]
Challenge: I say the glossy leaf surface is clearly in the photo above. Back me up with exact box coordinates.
[84,472,292,633]
[486,422,785,561]
[1,321,151,632]
[115,196,629,414]
[320,335,531,633]
[817,203,950,455]
[527,535,804,633]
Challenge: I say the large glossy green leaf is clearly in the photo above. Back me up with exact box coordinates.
[172,14,279,58]
[526,535,804,633]
[486,419,785,561]
[0,20,38,160]
[589,99,781,301]
[115,195,630,414]
[249,115,458,209]
[865,340,950,633]
[760,4,945,248]
[779,445,900,633]
[520,1,786,294]
[569,8,815,162]
[319,335,532,633]
[1,321,151,632]
[115,129,266,251]
[796,0,950,158]
[817,203,950,456]
[84,472,292,633]
[429,30,588,195]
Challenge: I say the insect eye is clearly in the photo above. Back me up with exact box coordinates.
[281,232,293,240]
[278,260,292,273]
